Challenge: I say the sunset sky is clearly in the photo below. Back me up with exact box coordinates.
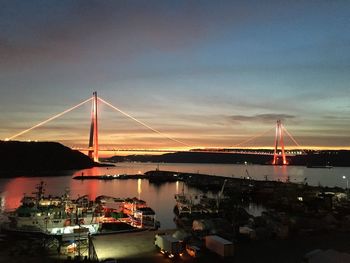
[1,1,349,151]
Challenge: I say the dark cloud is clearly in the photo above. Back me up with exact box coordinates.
[0,1,256,67]
[322,115,350,121]
[0,38,45,60]
[229,113,296,123]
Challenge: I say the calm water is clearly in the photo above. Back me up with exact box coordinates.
[0,163,349,229]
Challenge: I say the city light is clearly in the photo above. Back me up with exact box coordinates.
[343,176,348,189]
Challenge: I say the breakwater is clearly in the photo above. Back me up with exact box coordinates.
[73,169,348,212]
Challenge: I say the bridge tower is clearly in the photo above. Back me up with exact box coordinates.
[272,120,287,165]
[88,91,99,162]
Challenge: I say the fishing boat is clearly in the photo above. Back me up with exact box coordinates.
[1,182,160,237]
[1,182,100,237]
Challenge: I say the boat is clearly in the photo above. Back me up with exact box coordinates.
[0,182,160,237]
[174,181,226,215]
[119,197,160,229]
[1,182,100,237]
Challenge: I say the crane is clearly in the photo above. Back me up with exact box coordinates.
[216,179,228,210]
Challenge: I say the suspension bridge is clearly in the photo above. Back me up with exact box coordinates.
[4,92,303,165]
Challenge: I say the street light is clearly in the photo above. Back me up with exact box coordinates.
[342,176,348,190]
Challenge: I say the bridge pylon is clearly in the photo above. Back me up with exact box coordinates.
[88,91,99,162]
[272,120,287,165]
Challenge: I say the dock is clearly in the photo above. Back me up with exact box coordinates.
[73,174,148,180]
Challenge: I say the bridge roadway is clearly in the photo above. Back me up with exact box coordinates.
[72,148,302,156]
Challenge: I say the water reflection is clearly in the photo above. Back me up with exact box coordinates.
[273,165,288,182]
[0,176,201,229]
[137,178,142,199]
[69,162,350,188]
[1,163,349,228]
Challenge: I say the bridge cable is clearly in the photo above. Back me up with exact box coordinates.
[6,97,93,140]
[97,97,191,147]
[231,126,275,148]
[281,125,302,148]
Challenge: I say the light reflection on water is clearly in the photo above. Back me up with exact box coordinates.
[73,162,349,187]
[0,163,349,229]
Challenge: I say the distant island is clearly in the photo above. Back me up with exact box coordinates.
[0,140,101,177]
[1,140,350,178]
[103,150,350,167]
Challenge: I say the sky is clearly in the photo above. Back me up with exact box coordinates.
[0,0,350,151]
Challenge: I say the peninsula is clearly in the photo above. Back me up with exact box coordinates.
[0,140,99,177]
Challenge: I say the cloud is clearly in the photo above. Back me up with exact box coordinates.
[321,115,350,121]
[0,38,44,60]
[228,113,296,123]
[0,1,256,68]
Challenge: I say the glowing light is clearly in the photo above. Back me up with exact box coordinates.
[273,120,287,165]
[343,176,348,189]
[137,178,142,199]
[98,97,191,147]
[88,92,99,162]
[7,97,93,140]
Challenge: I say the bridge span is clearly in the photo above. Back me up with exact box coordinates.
[5,92,303,165]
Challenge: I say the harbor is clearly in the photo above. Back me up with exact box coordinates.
[0,180,162,262]
[2,163,350,262]
[1,0,349,261]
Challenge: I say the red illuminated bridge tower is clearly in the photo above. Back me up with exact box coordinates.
[88,91,99,162]
[273,120,287,165]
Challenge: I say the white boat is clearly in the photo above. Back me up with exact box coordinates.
[1,182,101,236]
[1,182,160,236]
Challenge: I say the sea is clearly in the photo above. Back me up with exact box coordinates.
[0,162,349,229]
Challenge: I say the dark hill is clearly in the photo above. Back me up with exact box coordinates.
[106,150,350,167]
[107,152,273,164]
[0,141,97,175]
